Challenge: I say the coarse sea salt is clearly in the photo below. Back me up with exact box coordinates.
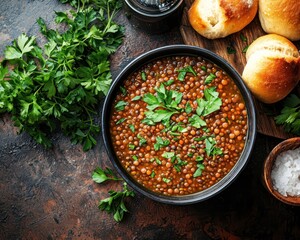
[271,147,300,197]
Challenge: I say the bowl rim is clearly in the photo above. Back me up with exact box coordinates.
[263,137,300,206]
[102,44,257,205]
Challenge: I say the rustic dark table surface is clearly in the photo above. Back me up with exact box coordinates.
[1,1,300,240]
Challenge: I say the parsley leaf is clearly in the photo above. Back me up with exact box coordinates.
[196,87,222,116]
[165,79,174,86]
[205,137,223,157]
[142,84,182,126]
[189,114,207,128]
[115,101,128,111]
[98,182,135,222]
[92,167,122,183]
[154,136,170,150]
[205,73,216,85]
[177,65,197,81]
[185,101,192,114]
[227,45,236,54]
[128,144,136,150]
[162,152,187,172]
[275,94,300,134]
[137,134,147,146]
[129,124,135,132]
[116,118,126,125]
[162,151,175,159]
[132,95,141,101]
[242,46,249,53]
[141,71,147,81]
[120,86,127,96]
[163,177,171,183]
[193,163,205,178]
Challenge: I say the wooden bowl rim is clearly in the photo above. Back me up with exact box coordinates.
[263,137,300,206]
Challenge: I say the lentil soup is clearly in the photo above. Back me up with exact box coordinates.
[109,55,248,196]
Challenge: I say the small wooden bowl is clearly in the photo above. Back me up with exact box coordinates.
[263,137,300,206]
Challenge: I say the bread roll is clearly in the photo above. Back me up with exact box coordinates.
[188,0,258,39]
[242,34,300,104]
[259,0,300,41]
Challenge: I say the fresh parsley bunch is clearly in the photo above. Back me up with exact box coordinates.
[0,0,124,151]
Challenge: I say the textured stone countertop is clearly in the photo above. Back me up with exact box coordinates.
[0,1,300,239]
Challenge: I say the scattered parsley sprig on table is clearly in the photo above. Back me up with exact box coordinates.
[92,167,135,222]
[0,0,124,151]
[275,94,300,134]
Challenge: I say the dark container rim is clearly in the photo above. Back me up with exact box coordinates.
[102,45,257,205]
[124,0,184,18]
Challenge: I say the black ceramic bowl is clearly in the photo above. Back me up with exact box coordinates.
[102,45,256,205]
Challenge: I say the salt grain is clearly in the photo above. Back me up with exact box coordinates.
[271,147,300,197]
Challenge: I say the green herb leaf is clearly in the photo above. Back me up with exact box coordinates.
[132,95,141,101]
[196,87,222,116]
[141,71,147,81]
[189,114,207,128]
[137,134,147,146]
[194,136,206,141]
[142,84,182,126]
[173,156,187,172]
[150,171,155,178]
[275,94,300,134]
[115,100,128,111]
[143,109,177,126]
[162,151,175,159]
[120,86,127,96]
[163,177,171,183]
[185,102,192,114]
[132,155,138,161]
[193,163,205,177]
[154,136,170,150]
[177,65,197,81]
[165,79,174,86]
[227,45,236,54]
[240,33,247,42]
[98,182,135,223]
[205,137,223,156]
[116,118,126,125]
[129,124,135,132]
[143,93,160,107]
[156,158,162,165]
[128,144,136,150]
[204,73,216,85]
[242,46,249,53]
[92,167,121,183]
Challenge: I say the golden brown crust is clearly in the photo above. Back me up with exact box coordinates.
[188,0,258,39]
[259,0,300,41]
[242,34,300,104]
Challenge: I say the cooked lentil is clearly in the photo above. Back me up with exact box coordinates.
[110,56,248,196]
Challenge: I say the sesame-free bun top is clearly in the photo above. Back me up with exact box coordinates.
[259,0,300,41]
[188,0,258,39]
[242,34,300,104]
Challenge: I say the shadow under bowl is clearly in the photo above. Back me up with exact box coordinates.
[102,45,256,205]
